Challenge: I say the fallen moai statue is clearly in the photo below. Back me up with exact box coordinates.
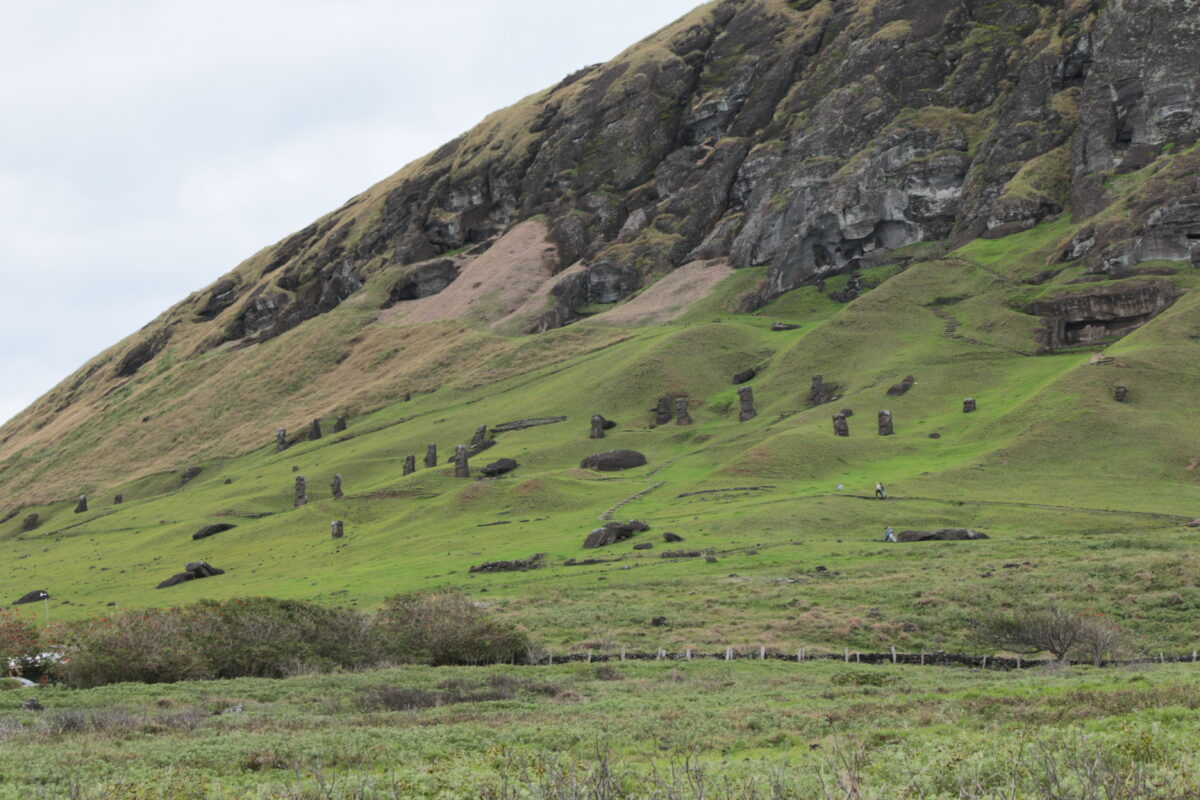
[583,520,650,549]
[192,523,237,541]
[469,553,546,573]
[156,561,225,589]
[887,375,915,396]
[13,590,49,605]
[481,458,519,477]
[896,529,990,542]
[579,450,647,471]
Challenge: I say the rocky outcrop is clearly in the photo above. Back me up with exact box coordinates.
[382,259,460,307]
[584,520,650,549]
[580,450,647,472]
[1028,280,1185,352]
[469,553,545,573]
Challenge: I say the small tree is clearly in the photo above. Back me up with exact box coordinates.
[375,592,532,666]
[972,605,1084,661]
[1072,614,1123,666]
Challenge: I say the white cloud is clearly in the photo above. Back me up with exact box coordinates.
[0,0,702,425]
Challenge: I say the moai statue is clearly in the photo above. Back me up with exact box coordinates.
[590,415,607,439]
[404,393,411,402]
[20,514,39,532]
[469,424,493,455]
[963,398,977,413]
[653,396,673,426]
[454,445,470,478]
[330,474,343,500]
[808,375,833,406]
[675,397,693,426]
[331,520,344,539]
[424,444,437,468]
[1114,386,1128,403]
[738,386,756,422]
[878,410,894,436]
[309,418,322,441]
[74,495,88,514]
[333,414,348,433]
[833,413,850,437]
[294,476,308,507]
[113,494,124,505]
[403,455,416,476]
[275,428,288,452]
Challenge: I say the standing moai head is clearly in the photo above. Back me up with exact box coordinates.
[20,514,39,532]
[833,413,850,437]
[275,428,288,452]
[74,495,88,514]
[330,474,343,500]
[113,494,124,505]
[675,397,693,426]
[331,520,344,539]
[808,375,835,406]
[1114,386,1128,403]
[294,476,308,507]
[333,414,348,433]
[309,418,323,441]
[403,455,416,476]
[454,445,470,478]
[653,395,673,426]
[469,424,494,455]
[404,392,412,402]
[738,386,756,422]
[424,444,437,468]
[878,410,894,436]
[963,398,977,413]
[590,414,607,439]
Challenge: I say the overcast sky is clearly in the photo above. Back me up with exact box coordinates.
[0,0,702,426]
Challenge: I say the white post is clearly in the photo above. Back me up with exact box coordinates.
[1192,650,1197,663]
[686,649,692,661]
[844,648,850,663]
[1160,652,1165,664]
[725,646,733,661]
[981,655,988,669]
[921,651,926,666]
[548,654,553,665]
[1016,655,1021,669]
[759,646,766,660]
[891,645,897,664]
[587,651,592,663]
[620,647,626,662]
[797,648,802,663]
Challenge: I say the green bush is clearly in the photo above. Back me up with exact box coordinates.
[374,592,532,666]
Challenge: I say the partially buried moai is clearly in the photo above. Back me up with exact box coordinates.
[1114,386,1128,403]
[738,386,756,422]
[424,443,437,468]
[333,414,347,433]
[675,397,693,426]
[294,476,308,507]
[403,455,416,476]
[963,398,977,413]
[331,520,344,539]
[309,418,322,441]
[833,413,850,437]
[330,474,343,500]
[454,445,470,478]
[590,415,606,439]
[275,428,288,452]
[653,396,673,426]
[878,410,894,436]
[74,495,88,514]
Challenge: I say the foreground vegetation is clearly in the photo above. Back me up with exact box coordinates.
[0,660,1196,798]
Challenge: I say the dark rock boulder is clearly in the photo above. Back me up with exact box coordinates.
[20,514,39,532]
[382,259,459,307]
[481,458,519,477]
[633,543,654,551]
[580,450,647,472]
[887,375,915,396]
[157,561,225,589]
[13,590,49,605]
[663,532,684,543]
[583,520,650,549]
[469,553,545,573]
[732,368,757,384]
[192,523,236,541]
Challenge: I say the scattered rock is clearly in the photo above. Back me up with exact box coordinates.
[13,590,48,605]
[330,474,343,500]
[294,476,308,507]
[224,478,233,485]
[469,553,545,573]
[424,444,437,468]
[887,375,915,396]
[156,561,225,589]
[929,433,942,439]
[192,523,236,541]
[832,413,850,437]
[963,398,977,413]
[675,397,693,426]
[732,368,757,384]
[580,450,647,471]
[738,386,756,422]
[584,520,650,549]
[331,520,344,539]
[20,515,39,533]
[878,410,894,436]
[481,458,519,477]
[454,445,470,478]
[663,532,684,543]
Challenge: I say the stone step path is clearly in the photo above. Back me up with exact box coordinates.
[925,306,1033,356]
[600,481,667,521]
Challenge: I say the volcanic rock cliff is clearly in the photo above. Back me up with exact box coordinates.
[1,0,1198,503]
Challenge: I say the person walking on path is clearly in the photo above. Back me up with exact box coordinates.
[883,526,896,543]
[875,481,887,499]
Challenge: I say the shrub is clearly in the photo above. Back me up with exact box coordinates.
[374,592,532,666]
[56,608,209,688]
[971,605,1095,661]
[0,609,41,678]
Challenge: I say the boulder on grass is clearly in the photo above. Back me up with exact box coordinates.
[580,450,647,472]
[192,523,236,541]
[481,458,519,477]
[583,520,650,549]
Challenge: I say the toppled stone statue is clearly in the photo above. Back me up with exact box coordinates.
[584,520,650,549]
[156,561,225,589]
[180,466,202,485]
[964,398,977,413]
[192,523,236,540]
[309,418,322,441]
[469,425,495,456]
[833,413,850,437]
[469,553,545,573]
[738,386,756,422]
[653,396,673,426]
[481,458,519,477]
[492,417,567,433]
[663,532,684,543]
[897,529,990,542]
[294,476,308,507]
[732,368,757,384]
[330,474,343,500]
[771,322,801,331]
[807,375,837,406]
[590,415,607,439]
[1114,386,1128,402]
[13,590,48,605]
[74,496,87,514]
[334,414,348,433]
[331,520,344,539]
[580,450,647,471]
[878,410,894,436]
[887,375,916,396]
[275,428,288,452]
[424,444,437,468]
[403,455,416,476]
[675,397,693,426]
[454,445,470,478]
[20,514,39,532]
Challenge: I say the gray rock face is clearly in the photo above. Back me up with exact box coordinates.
[1029,280,1185,352]
[738,386,756,422]
[425,444,437,468]
[878,410,894,437]
[330,474,343,500]
[580,450,647,472]
[403,455,416,476]
[584,520,650,549]
[833,413,850,438]
[294,477,308,507]
[382,259,460,307]
[454,445,470,478]
[469,553,545,573]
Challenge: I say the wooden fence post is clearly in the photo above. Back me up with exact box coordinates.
[1192,650,1197,663]
[725,646,733,661]
[855,653,861,663]
[981,655,988,669]
[1016,655,1021,669]
[686,649,692,661]
[759,646,766,660]
[891,645,897,664]
[587,651,593,663]
[844,648,850,663]
[920,650,926,666]
[621,647,626,662]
